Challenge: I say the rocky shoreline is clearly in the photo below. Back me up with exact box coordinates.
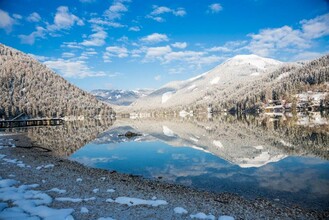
[0,133,328,220]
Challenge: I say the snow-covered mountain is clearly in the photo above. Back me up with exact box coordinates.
[131,54,283,109]
[91,89,153,106]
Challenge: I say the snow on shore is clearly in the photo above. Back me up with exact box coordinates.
[106,196,168,207]
[0,178,74,220]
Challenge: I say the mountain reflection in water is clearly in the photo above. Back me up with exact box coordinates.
[2,113,328,210]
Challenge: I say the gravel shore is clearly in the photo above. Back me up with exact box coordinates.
[0,133,328,220]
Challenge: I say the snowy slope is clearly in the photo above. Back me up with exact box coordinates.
[131,54,282,109]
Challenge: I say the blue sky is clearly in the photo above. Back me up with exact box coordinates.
[0,0,328,91]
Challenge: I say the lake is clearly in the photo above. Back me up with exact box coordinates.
[1,112,329,210]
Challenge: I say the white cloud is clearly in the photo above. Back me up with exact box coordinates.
[131,49,143,58]
[171,42,187,49]
[20,6,84,45]
[207,46,231,52]
[154,75,161,81]
[81,26,107,47]
[147,5,186,22]
[163,51,205,63]
[13,14,22,19]
[143,46,224,67]
[129,26,141,31]
[246,13,329,57]
[88,18,124,28]
[150,6,172,15]
[44,59,106,78]
[103,46,128,62]
[106,46,128,57]
[140,33,169,44]
[145,46,172,59]
[0,9,16,33]
[27,12,41,22]
[19,26,46,45]
[208,3,223,13]
[47,6,84,31]
[61,42,83,49]
[301,13,329,39]
[62,52,75,58]
[248,26,309,56]
[79,49,97,60]
[292,51,327,61]
[104,0,130,20]
[169,67,185,74]
[173,8,186,17]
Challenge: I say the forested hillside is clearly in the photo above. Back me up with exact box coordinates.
[209,55,329,112]
[0,44,114,119]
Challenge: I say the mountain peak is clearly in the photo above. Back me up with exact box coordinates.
[223,54,282,69]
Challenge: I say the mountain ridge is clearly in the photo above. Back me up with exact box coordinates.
[130,54,285,110]
[91,89,153,106]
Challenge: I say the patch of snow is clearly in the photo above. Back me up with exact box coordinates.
[218,216,235,220]
[179,110,193,117]
[151,196,157,200]
[93,188,99,193]
[277,71,291,80]
[174,207,188,214]
[76,178,82,182]
[224,54,281,70]
[210,77,220,85]
[98,217,115,220]
[80,207,89,214]
[163,126,175,137]
[107,197,168,207]
[250,72,260,76]
[190,146,212,154]
[0,178,74,220]
[253,145,263,150]
[213,140,224,148]
[2,157,29,168]
[238,152,287,168]
[190,212,215,220]
[162,92,173,103]
[107,189,115,193]
[188,84,197,90]
[48,188,66,194]
[36,164,54,170]
[190,137,199,142]
[100,177,106,181]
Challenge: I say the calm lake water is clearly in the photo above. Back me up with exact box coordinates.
[2,112,329,210]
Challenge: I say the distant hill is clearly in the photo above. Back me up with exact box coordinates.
[130,54,329,112]
[0,44,114,119]
[91,89,153,106]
